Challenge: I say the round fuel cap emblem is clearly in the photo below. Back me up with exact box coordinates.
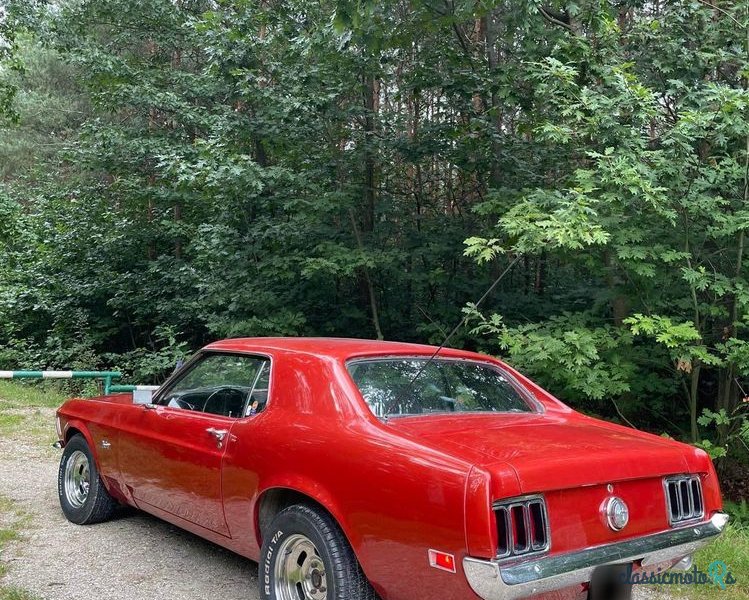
[601,496,629,531]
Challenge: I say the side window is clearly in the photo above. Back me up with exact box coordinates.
[159,354,271,418]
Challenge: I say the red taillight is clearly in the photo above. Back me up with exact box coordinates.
[494,495,550,559]
[428,549,456,573]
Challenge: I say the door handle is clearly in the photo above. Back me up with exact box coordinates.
[206,427,228,443]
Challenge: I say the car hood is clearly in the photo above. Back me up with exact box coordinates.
[386,412,691,493]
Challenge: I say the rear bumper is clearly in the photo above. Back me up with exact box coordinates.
[463,511,729,600]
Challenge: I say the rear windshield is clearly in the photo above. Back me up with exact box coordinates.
[347,358,534,418]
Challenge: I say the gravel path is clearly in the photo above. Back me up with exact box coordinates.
[0,408,258,600]
[0,407,675,600]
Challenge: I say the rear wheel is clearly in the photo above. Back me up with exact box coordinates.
[260,504,378,600]
[58,434,117,524]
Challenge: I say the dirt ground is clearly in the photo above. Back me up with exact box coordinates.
[0,406,673,600]
[0,408,257,600]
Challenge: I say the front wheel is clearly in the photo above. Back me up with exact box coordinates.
[57,434,117,524]
[260,504,378,600]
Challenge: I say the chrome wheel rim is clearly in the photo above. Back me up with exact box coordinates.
[64,450,90,508]
[273,534,328,600]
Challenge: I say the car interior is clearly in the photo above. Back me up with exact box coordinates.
[159,354,271,418]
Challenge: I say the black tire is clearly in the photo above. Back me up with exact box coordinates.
[260,503,379,600]
[57,434,117,524]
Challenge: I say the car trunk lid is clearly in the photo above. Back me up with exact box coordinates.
[387,412,690,493]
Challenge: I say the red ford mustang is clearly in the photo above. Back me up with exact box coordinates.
[55,338,727,600]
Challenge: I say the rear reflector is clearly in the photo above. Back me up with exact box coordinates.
[428,549,456,573]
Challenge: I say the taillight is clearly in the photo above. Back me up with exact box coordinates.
[493,495,550,559]
[664,475,704,525]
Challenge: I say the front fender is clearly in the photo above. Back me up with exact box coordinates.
[59,416,99,462]
[57,407,130,504]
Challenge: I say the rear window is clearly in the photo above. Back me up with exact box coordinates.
[347,357,534,418]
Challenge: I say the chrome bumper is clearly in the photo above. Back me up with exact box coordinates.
[463,511,729,600]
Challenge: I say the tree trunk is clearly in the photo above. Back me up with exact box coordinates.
[349,209,383,340]
[483,11,503,187]
[689,363,701,443]
[174,203,182,260]
[534,252,546,296]
[352,72,383,340]
[603,250,629,325]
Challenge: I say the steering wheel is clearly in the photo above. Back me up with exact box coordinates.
[203,386,247,416]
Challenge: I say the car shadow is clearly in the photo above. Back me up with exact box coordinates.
[109,505,259,578]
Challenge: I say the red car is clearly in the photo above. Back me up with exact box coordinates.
[55,338,727,600]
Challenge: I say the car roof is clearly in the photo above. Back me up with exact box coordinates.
[204,337,488,362]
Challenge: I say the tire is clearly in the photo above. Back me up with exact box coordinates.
[57,434,117,524]
[260,503,379,600]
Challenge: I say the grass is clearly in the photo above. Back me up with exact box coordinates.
[0,495,38,600]
[0,415,23,433]
[0,381,68,446]
[0,381,68,410]
[0,590,39,600]
[0,381,53,600]
[650,523,749,599]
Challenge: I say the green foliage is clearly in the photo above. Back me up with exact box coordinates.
[460,0,749,461]
[468,309,635,401]
[694,438,728,461]
[697,405,749,461]
[0,0,748,470]
[656,524,749,600]
[102,326,189,383]
[725,500,749,529]
[625,314,719,368]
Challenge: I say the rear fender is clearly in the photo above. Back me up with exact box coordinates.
[254,475,358,554]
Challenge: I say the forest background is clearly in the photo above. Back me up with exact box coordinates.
[1,0,749,499]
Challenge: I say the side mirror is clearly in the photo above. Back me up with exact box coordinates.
[133,389,155,405]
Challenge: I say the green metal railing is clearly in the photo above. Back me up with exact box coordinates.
[0,370,157,395]
[109,384,160,393]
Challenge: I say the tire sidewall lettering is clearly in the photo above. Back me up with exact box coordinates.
[263,529,284,596]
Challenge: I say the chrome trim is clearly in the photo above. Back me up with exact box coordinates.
[664,475,703,526]
[496,506,512,559]
[206,427,228,441]
[63,450,91,509]
[601,496,629,531]
[463,512,728,600]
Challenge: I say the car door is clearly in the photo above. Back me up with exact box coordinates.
[117,352,269,537]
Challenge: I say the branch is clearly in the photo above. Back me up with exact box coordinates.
[536,5,577,34]
[693,0,744,28]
